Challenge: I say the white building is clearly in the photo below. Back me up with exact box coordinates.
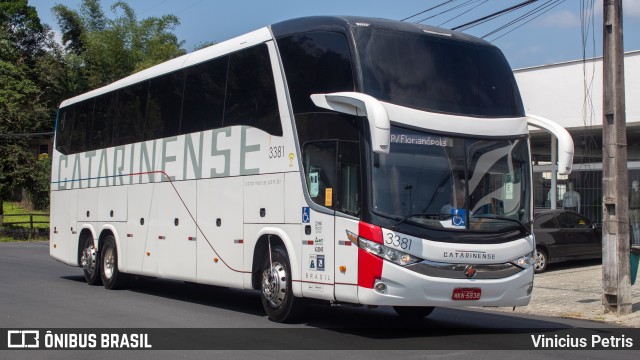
[514,50,640,223]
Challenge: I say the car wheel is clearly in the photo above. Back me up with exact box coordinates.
[535,247,548,273]
[260,245,305,323]
[393,306,435,319]
[81,237,101,285]
[100,235,130,290]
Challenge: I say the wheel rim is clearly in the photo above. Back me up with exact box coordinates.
[535,249,546,271]
[103,247,115,280]
[81,242,96,276]
[262,261,287,308]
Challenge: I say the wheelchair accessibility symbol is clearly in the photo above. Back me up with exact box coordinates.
[451,208,466,227]
[302,207,310,223]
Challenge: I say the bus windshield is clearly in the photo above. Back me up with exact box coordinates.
[354,28,524,118]
[371,126,531,232]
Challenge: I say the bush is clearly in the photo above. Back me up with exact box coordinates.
[26,154,51,211]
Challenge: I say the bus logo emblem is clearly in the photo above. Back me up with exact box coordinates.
[464,265,477,278]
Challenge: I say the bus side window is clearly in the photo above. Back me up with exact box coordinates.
[339,141,360,216]
[147,70,184,139]
[69,99,94,154]
[56,106,74,155]
[181,56,227,135]
[114,82,147,147]
[91,92,116,149]
[303,141,337,209]
[224,44,281,136]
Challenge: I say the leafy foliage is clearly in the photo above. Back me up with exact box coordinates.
[0,0,187,210]
[53,0,186,90]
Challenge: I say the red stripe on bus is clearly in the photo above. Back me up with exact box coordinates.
[357,248,383,289]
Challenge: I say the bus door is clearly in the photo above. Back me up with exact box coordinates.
[301,141,336,300]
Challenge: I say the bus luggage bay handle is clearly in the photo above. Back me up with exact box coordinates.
[310,92,390,154]
[526,114,574,175]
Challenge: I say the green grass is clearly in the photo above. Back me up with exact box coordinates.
[2,202,49,229]
[1,202,49,241]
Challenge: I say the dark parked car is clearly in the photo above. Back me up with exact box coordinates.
[533,209,602,273]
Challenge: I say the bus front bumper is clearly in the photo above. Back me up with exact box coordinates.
[357,259,534,307]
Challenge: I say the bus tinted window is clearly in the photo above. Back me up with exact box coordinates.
[355,28,524,117]
[277,32,355,114]
[147,71,184,139]
[91,92,117,149]
[224,44,282,136]
[70,99,93,153]
[182,56,226,134]
[114,81,148,146]
[56,106,74,155]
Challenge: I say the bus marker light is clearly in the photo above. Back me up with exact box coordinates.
[214,258,219,263]
[234,239,244,244]
[158,236,165,240]
[127,234,133,238]
[302,240,313,245]
[188,237,196,241]
[146,252,150,256]
[339,266,347,273]
[53,244,57,248]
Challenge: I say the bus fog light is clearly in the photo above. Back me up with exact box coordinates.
[375,281,386,292]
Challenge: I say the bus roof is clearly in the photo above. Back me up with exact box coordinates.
[270,16,491,45]
[59,16,493,109]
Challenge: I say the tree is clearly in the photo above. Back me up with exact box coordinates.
[0,1,57,211]
[53,0,186,91]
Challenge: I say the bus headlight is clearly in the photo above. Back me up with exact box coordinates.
[347,230,422,266]
[510,251,535,269]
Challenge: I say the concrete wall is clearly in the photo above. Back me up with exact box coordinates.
[514,51,640,129]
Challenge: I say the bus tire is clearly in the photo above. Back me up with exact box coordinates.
[393,306,435,319]
[100,235,129,290]
[260,245,305,323]
[81,237,101,285]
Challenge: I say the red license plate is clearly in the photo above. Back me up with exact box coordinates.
[451,288,481,301]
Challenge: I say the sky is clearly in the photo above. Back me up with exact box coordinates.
[29,0,640,69]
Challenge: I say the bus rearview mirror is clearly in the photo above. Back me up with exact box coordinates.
[526,114,574,175]
[310,92,390,154]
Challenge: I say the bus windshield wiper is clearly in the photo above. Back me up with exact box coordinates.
[472,214,531,235]
[392,213,447,229]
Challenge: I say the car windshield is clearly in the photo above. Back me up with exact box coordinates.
[371,126,531,232]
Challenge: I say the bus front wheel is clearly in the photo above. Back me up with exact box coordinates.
[100,235,129,290]
[260,245,304,323]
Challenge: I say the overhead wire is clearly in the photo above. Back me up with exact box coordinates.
[452,0,538,31]
[438,0,489,27]
[401,0,457,22]
[483,0,565,41]
[415,0,481,24]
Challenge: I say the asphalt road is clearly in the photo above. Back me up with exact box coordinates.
[0,241,637,359]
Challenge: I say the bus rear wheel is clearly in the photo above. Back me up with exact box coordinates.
[393,306,435,319]
[81,237,101,285]
[260,245,304,323]
[100,235,129,290]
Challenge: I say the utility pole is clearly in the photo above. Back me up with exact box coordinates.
[602,0,631,316]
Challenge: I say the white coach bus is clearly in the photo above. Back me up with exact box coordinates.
[50,16,573,322]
